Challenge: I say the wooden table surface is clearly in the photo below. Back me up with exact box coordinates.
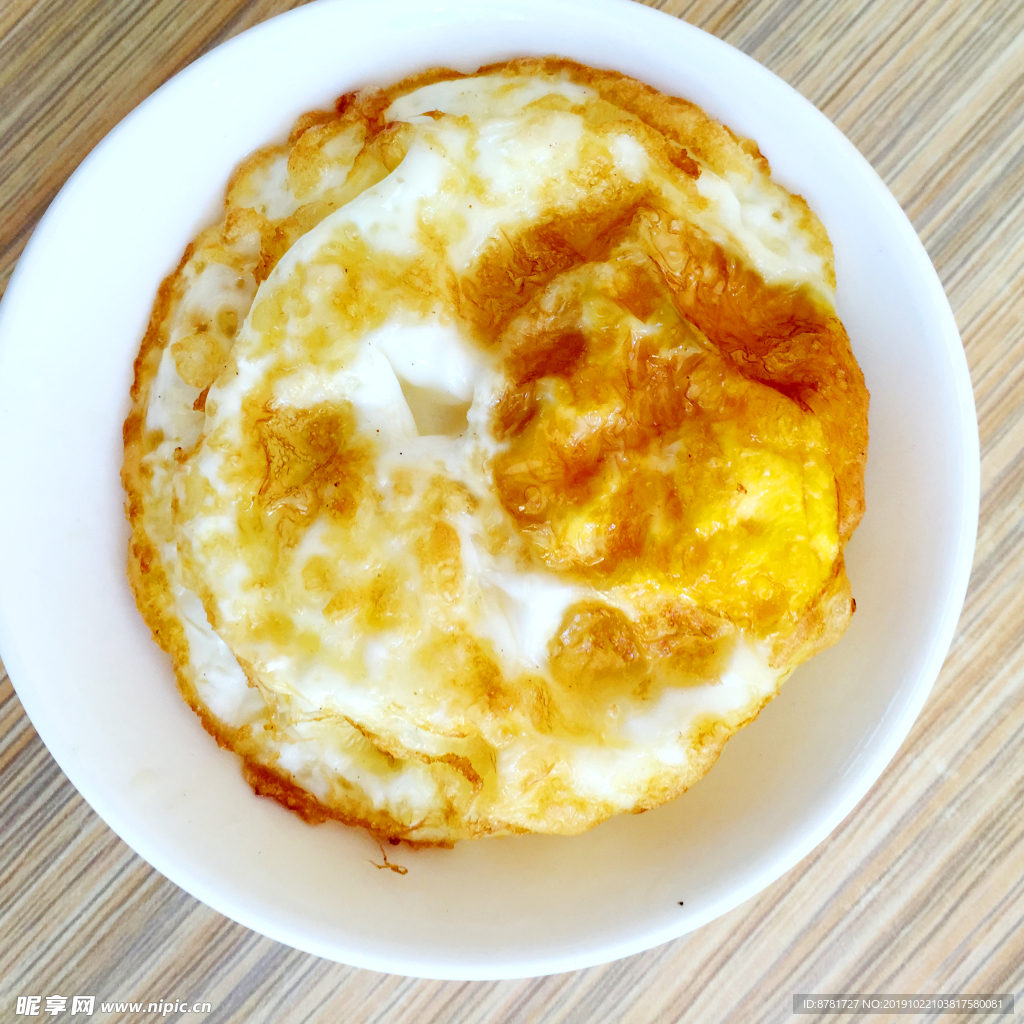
[2,0,1022,1021]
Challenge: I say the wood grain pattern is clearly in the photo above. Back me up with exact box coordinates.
[1,0,1022,1020]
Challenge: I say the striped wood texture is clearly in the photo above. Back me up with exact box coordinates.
[1,0,1023,1021]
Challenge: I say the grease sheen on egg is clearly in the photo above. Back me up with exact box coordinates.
[123,59,868,845]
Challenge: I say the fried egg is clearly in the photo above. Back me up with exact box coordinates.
[123,59,868,844]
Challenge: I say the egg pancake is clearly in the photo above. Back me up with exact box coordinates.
[122,58,868,845]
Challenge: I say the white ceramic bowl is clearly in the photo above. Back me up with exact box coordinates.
[0,0,978,980]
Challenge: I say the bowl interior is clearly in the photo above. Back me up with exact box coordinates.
[0,0,977,979]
